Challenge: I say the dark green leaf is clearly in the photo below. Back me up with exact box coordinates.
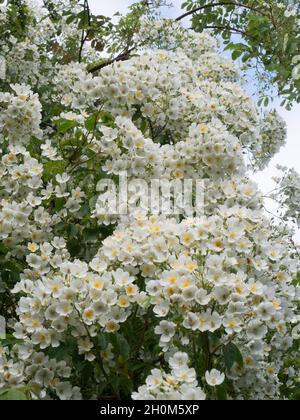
[223,342,244,370]
[216,383,228,400]
[43,161,65,181]
[83,227,101,242]
[110,333,130,359]
[0,389,27,400]
[55,119,76,134]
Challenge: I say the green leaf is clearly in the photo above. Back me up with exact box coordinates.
[54,197,66,212]
[216,383,228,401]
[140,118,148,135]
[83,227,101,242]
[67,239,82,257]
[110,333,130,359]
[66,224,79,239]
[0,242,8,255]
[242,53,252,63]
[48,340,77,363]
[78,9,90,29]
[98,333,108,350]
[55,119,76,134]
[223,342,244,370]
[119,374,133,396]
[0,389,27,400]
[43,161,65,181]
[292,385,300,400]
[77,202,90,218]
[0,334,23,347]
[66,14,77,24]
[88,195,98,210]
[258,98,264,107]
[232,50,243,60]
[109,376,120,396]
[85,115,98,131]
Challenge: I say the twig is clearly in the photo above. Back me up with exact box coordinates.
[204,25,257,41]
[79,0,91,63]
[176,2,267,22]
[88,2,265,73]
[89,47,136,73]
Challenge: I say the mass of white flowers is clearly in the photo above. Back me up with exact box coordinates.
[132,352,206,400]
[273,166,300,228]
[0,0,299,401]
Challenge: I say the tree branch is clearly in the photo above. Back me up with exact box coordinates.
[176,1,266,22]
[88,1,263,73]
[79,0,91,63]
[88,0,151,73]
[204,24,257,41]
[89,47,136,73]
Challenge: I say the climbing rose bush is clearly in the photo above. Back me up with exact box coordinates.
[0,1,299,400]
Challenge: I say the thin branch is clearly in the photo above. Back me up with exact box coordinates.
[88,0,150,73]
[89,46,136,73]
[79,0,91,63]
[176,1,267,22]
[204,24,257,41]
[88,1,263,73]
[79,32,89,63]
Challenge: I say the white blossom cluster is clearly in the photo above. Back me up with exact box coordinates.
[0,2,56,87]
[10,206,300,398]
[96,50,259,146]
[12,242,138,359]
[0,2,298,401]
[273,166,300,227]
[0,146,84,262]
[0,84,42,150]
[0,153,51,254]
[97,116,245,180]
[251,111,287,170]
[137,18,219,57]
[132,352,206,400]
[0,0,100,93]
[0,343,81,400]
